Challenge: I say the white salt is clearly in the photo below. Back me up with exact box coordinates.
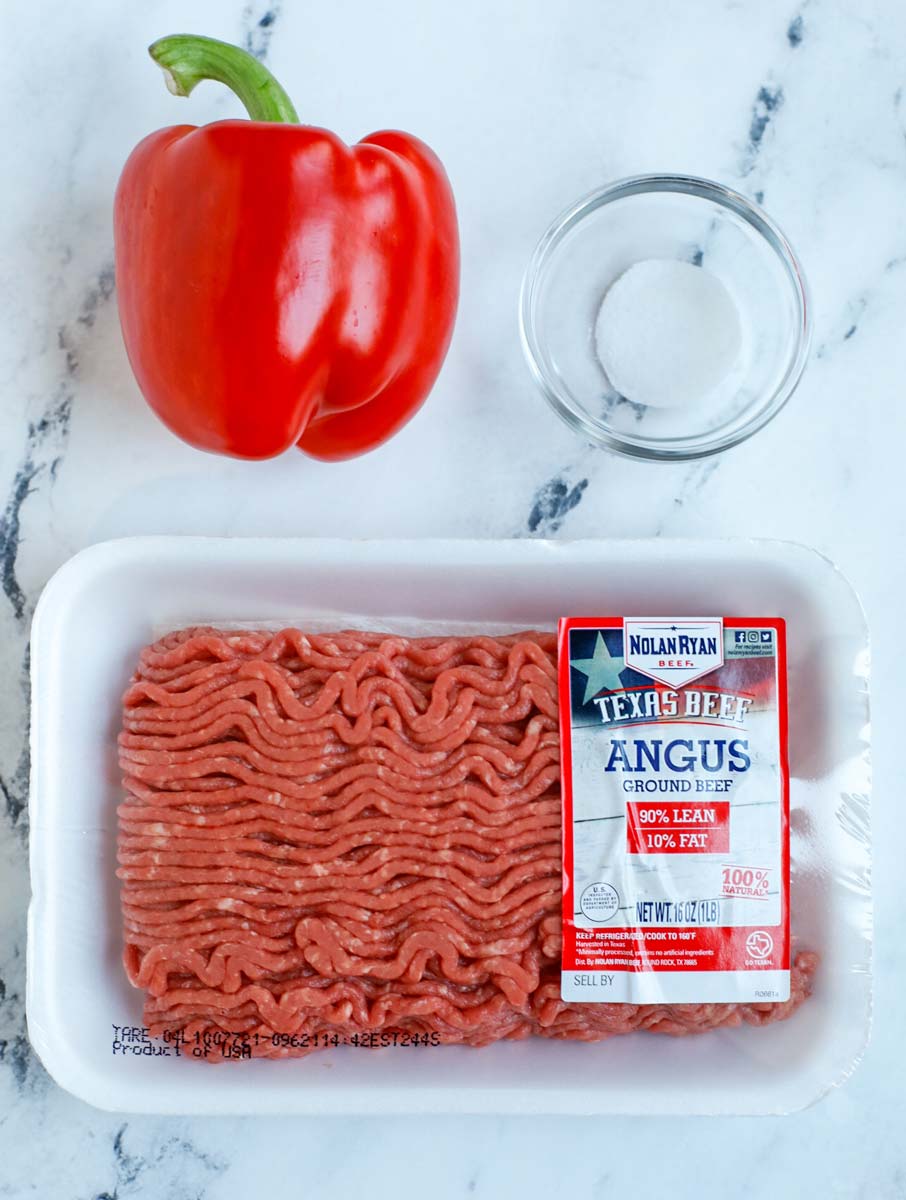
[594,258,742,408]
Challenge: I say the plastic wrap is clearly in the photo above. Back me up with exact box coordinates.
[26,536,871,1115]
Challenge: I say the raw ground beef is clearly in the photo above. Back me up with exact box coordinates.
[117,627,817,1058]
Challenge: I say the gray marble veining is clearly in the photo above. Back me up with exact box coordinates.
[0,0,901,1196]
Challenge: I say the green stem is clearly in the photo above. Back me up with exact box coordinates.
[149,34,300,124]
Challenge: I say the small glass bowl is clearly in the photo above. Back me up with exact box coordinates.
[519,174,811,461]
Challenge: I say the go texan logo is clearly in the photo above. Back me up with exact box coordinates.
[623,617,724,688]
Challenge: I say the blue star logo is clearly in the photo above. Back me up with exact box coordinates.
[571,633,626,705]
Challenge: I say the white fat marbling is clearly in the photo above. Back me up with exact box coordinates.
[0,0,901,1195]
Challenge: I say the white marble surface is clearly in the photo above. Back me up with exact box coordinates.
[0,0,900,1194]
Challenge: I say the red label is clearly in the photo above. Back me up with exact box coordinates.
[558,616,791,1005]
[562,926,786,973]
[626,801,731,854]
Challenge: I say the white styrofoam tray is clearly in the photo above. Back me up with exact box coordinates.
[27,537,871,1115]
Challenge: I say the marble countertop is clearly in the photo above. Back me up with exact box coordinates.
[0,0,900,1195]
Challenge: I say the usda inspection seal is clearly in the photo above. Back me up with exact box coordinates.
[580,882,620,922]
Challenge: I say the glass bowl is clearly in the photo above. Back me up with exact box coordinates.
[519,174,811,461]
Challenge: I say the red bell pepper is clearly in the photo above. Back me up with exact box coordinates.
[114,34,459,461]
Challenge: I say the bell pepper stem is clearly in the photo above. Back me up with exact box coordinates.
[149,34,300,124]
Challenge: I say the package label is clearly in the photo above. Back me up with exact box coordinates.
[558,617,790,1004]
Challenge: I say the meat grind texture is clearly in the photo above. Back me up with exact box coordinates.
[117,628,817,1058]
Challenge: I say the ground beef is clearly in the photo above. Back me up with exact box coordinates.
[117,627,817,1058]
